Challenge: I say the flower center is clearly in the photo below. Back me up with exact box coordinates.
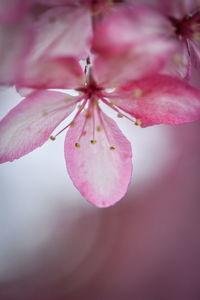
[170,11,200,41]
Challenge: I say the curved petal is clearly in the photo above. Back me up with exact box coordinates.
[0,0,30,24]
[0,21,33,85]
[0,90,77,163]
[29,6,92,61]
[92,5,176,87]
[65,110,132,207]
[162,41,191,80]
[158,0,198,18]
[16,57,85,89]
[108,74,200,127]
[128,0,198,18]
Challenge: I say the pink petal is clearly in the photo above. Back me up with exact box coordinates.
[162,41,191,80]
[92,5,176,87]
[0,0,30,24]
[16,57,85,89]
[189,39,200,71]
[0,91,77,163]
[29,6,92,61]
[108,74,200,127]
[158,0,198,18]
[0,21,33,85]
[34,0,87,6]
[65,111,132,207]
[128,0,197,18]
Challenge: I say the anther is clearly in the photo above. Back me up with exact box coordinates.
[193,32,200,41]
[75,143,80,148]
[96,126,102,132]
[133,88,142,98]
[42,111,48,117]
[172,53,181,63]
[50,136,56,141]
[117,113,123,118]
[191,23,199,31]
[135,120,142,126]
[91,140,97,144]
[64,97,73,103]
[110,146,116,151]
[70,121,75,127]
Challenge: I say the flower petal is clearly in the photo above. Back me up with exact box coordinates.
[109,74,200,127]
[0,91,77,163]
[0,21,33,85]
[65,110,132,207]
[162,41,191,80]
[16,57,85,89]
[29,6,92,61]
[0,0,30,24]
[92,5,176,87]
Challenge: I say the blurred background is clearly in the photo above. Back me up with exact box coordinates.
[0,87,200,300]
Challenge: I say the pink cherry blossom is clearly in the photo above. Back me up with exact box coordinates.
[128,0,200,81]
[1,53,200,207]
[0,2,200,207]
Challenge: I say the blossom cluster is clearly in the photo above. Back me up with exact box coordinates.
[0,0,200,207]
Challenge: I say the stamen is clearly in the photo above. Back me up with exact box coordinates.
[133,88,142,98]
[193,32,200,41]
[76,101,94,145]
[92,102,96,141]
[117,113,124,118]
[172,53,181,63]
[110,146,116,151]
[96,126,102,132]
[191,23,199,31]
[135,119,142,126]
[97,105,116,151]
[75,143,80,148]
[50,136,56,141]
[91,140,97,144]
[101,97,136,123]
[51,98,88,140]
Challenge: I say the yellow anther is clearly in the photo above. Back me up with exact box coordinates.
[70,121,75,127]
[64,96,73,103]
[42,111,48,116]
[133,88,142,98]
[191,23,199,31]
[117,113,123,118]
[96,126,102,132]
[91,140,97,144]
[135,119,142,126]
[50,136,56,141]
[110,146,116,151]
[193,32,200,41]
[75,143,80,148]
[172,53,181,63]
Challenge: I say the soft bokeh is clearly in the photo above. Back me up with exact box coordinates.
[0,88,200,300]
